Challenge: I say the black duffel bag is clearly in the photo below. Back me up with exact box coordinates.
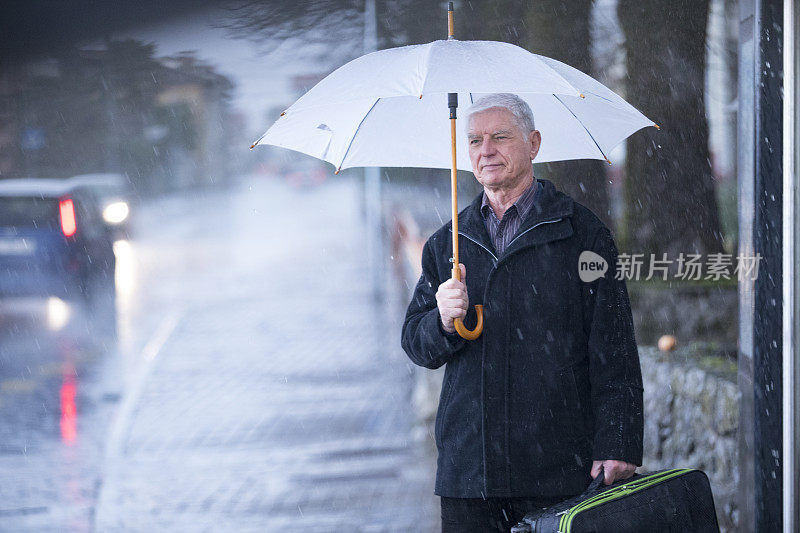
[510,468,719,533]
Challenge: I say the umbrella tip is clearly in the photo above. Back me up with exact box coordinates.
[280,111,286,117]
[580,93,585,99]
[605,158,612,165]
[249,143,256,150]
[653,123,661,130]
[419,94,423,99]
[335,168,341,175]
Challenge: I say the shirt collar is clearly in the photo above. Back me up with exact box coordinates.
[480,177,541,221]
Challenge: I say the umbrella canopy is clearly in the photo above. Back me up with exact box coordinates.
[252,39,657,171]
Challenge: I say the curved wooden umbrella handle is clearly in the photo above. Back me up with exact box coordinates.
[454,305,483,340]
[452,266,484,340]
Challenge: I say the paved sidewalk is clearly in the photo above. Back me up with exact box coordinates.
[94,176,439,531]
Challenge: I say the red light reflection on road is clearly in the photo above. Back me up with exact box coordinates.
[60,364,78,444]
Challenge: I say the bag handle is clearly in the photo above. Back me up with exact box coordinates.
[510,470,607,533]
[578,469,606,499]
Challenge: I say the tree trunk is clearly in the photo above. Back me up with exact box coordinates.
[618,0,724,257]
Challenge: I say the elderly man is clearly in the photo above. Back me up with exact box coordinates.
[400,93,643,532]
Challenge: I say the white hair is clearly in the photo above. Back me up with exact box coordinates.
[464,93,536,134]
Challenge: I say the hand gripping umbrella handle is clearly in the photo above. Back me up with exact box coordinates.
[451,266,484,340]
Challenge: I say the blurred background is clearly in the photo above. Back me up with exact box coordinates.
[0,0,779,531]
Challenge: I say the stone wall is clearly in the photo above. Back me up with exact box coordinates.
[639,346,739,531]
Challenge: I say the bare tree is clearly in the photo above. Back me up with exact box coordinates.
[221,0,365,62]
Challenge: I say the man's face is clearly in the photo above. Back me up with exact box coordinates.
[467,107,541,190]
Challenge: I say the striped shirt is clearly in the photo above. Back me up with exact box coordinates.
[480,178,542,256]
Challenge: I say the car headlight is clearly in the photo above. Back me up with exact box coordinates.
[103,201,129,224]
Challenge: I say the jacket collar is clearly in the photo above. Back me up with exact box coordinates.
[457,178,574,262]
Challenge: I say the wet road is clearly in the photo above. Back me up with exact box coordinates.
[0,175,438,531]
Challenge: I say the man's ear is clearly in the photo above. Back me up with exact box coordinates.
[529,130,542,160]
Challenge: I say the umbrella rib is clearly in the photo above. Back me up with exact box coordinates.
[335,98,380,174]
[552,94,611,163]
[419,41,437,96]
[532,55,585,98]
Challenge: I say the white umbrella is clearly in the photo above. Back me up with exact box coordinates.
[251,3,657,340]
[251,44,656,171]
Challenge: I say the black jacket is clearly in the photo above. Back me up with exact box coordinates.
[401,178,643,499]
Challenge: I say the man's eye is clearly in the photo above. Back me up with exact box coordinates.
[470,139,480,144]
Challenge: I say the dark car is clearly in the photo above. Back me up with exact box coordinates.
[0,178,116,333]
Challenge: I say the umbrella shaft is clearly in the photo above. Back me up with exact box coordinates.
[450,116,460,281]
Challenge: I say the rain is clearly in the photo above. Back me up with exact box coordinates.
[0,0,795,532]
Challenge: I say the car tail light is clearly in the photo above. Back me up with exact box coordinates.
[59,198,77,237]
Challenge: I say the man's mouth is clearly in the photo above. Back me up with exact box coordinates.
[482,164,502,170]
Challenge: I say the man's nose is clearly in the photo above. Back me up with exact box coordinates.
[480,138,496,155]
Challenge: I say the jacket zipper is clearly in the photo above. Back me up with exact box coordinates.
[506,217,563,248]
[458,217,563,264]
[457,232,498,264]
[459,216,563,497]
